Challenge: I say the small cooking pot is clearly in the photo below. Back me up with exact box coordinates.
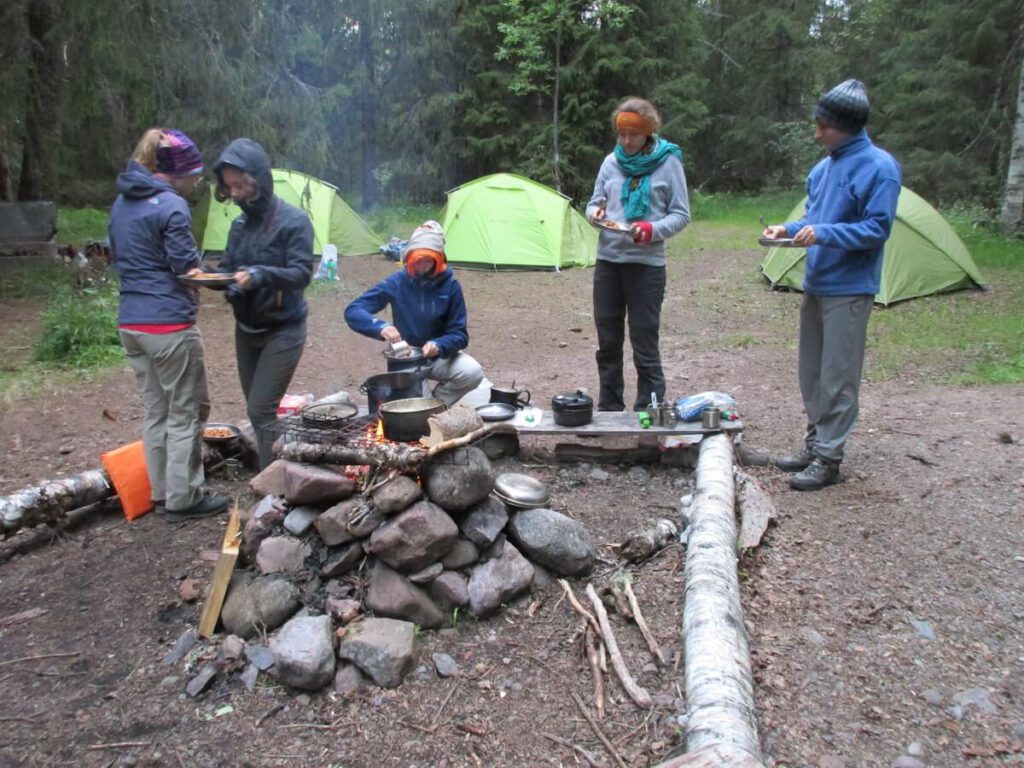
[551,390,593,427]
[361,371,427,415]
[384,345,427,373]
[378,397,446,442]
[490,386,531,409]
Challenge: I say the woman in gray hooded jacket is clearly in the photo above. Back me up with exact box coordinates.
[212,138,314,468]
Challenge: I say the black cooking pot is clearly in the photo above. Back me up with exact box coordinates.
[361,371,427,415]
[551,390,593,427]
[379,397,446,442]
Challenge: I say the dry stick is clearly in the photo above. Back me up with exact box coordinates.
[570,690,628,768]
[0,651,79,667]
[277,720,352,731]
[541,733,601,765]
[86,741,151,750]
[584,583,652,709]
[0,715,43,724]
[431,681,458,729]
[584,624,605,720]
[623,581,665,665]
[0,607,47,627]
[557,578,601,638]
[255,703,286,728]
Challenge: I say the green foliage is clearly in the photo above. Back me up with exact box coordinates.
[33,283,122,369]
[0,260,69,301]
[57,207,109,248]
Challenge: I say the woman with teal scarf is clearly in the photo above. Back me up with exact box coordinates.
[586,97,691,411]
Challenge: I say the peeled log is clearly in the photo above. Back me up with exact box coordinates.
[734,469,777,551]
[617,518,678,563]
[1,470,113,536]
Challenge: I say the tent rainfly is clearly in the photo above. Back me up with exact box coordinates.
[194,169,383,257]
[760,187,985,306]
[439,173,597,270]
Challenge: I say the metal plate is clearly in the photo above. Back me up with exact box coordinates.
[203,422,241,443]
[493,472,550,506]
[476,403,515,422]
[592,219,633,236]
[179,272,236,288]
[758,237,799,248]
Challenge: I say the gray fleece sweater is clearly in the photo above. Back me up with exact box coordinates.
[585,152,690,267]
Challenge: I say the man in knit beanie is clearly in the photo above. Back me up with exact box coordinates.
[762,79,902,491]
[344,220,484,407]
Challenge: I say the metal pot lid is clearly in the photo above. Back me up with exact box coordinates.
[493,472,550,506]
[552,390,593,409]
[476,403,515,422]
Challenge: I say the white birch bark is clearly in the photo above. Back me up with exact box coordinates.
[1001,54,1024,229]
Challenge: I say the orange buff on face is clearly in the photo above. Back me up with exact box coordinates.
[615,111,654,135]
[405,249,446,278]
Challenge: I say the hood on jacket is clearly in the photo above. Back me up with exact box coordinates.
[213,138,275,218]
[115,160,176,200]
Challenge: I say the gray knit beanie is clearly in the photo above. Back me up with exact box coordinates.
[814,79,869,134]
[406,220,445,254]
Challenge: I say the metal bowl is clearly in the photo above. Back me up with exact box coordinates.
[492,472,550,508]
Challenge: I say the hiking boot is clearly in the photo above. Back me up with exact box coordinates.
[789,458,841,491]
[165,493,230,523]
[152,499,166,515]
[775,447,814,472]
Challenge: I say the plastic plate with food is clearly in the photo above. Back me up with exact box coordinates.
[179,272,236,288]
[592,219,634,236]
[758,237,799,248]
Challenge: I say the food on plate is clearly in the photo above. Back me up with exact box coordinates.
[203,426,237,440]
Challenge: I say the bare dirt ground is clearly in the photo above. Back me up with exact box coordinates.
[0,246,1021,768]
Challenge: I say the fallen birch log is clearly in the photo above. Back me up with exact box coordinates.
[1,469,112,536]
[677,433,764,764]
[424,406,484,447]
[734,469,777,551]
[617,518,678,563]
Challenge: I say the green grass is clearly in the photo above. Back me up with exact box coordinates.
[32,281,123,368]
[56,207,110,248]
[0,260,70,300]
[680,190,804,250]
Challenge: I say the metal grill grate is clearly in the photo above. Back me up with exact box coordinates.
[267,414,379,446]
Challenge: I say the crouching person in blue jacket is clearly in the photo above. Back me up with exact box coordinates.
[344,220,484,407]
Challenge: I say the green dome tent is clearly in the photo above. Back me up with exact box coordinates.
[760,188,985,306]
[439,173,597,270]
[193,169,382,257]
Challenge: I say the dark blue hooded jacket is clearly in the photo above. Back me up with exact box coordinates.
[344,268,470,358]
[109,161,202,325]
[212,139,313,331]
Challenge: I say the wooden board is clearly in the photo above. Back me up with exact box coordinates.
[506,408,743,436]
[198,502,241,638]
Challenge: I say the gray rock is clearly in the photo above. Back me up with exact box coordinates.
[467,542,535,617]
[241,495,288,562]
[801,626,826,645]
[185,664,217,698]
[408,562,444,583]
[507,507,596,576]
[816,757,845,768]
[221,573,301,639]
[892,757,926,768]
[240,664,259,692]
[459,496,509,548]
[627,466,649,484]
[315,499,361,546]
[244,644,275,671]
[475,431,520,460]
[255,536,311,574]
[337,617,417,689]
[909,617,935,640]
[736,444,772,467]
[322,541,364,577]
[421,446,495,513]
[371,475,422,515]
[271,615,336,691]
[530,562,554,591]
[366,500,459,573]
[588,468,610,482]
[428,571,470,612]
[283,505,321,536]
[218,634,245,662]
[365,560,446,629]
[345,502,388,539]
[442,539,480,570]
[922,688,944,707]
[432,652,458,678]
[162,629,196,665]
[952,686,998,715]
[250,460,289,497]
[906,742,924,757]
[282,462,356,506]
[333,663,367,696]
[325,597,361,625]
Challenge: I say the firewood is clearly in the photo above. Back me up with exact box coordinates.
[734,469,777,551]
[570,690,628,768]
[584,583,652,709]
[612,572,664,665]
[1,469,113,536]
[424,406,484,447]
[198,502,241,638]
[617,518,678,563]
[584,624,605,720]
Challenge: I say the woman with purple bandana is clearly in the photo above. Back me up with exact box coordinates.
[109,129,230,522]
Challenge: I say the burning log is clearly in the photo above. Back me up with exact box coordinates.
[276,424,518,469]
[1,469,112,536]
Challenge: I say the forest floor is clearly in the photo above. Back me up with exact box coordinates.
[0,244,1021,768]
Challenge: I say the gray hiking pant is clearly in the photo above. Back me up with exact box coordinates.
[120,326,210,511]
[236,319,306,469]
[421,351,484,406]
[798,293,874,462]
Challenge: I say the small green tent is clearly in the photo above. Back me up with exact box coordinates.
[194,169,382,257]
[760,188,985,305]
[439,173,597,270]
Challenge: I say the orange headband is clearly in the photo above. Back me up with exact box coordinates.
[616,111,655,135]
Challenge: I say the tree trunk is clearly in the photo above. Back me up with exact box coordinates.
[552,21,561,193]
[1001,52,1024,230]
[359,0,379,212]
[1,469,113,536]
[17,0,63,201]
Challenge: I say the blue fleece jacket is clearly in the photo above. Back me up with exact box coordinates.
[109,161,202,325]
[786,130,902,296]
[344,268,469,358]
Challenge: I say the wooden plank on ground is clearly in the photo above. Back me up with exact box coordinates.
[198,502,241,638]
[508,409,743,436]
